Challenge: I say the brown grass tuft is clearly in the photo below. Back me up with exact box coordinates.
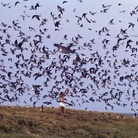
[0,106,138,138]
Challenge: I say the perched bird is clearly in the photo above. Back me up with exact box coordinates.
[40,105,44,112]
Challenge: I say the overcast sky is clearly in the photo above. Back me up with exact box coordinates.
[0,0,138,113]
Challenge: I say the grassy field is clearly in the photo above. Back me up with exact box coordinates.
[0,106,138,138]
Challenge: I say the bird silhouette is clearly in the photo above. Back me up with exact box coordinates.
[54,43,76,54]
[32,15,41,20]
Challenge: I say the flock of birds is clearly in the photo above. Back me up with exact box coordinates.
[0,0,138,113]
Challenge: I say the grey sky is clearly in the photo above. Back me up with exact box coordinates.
[0,0,138,113]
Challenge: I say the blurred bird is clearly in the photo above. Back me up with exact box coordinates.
[32,14,41,20]
[54,43,76,54]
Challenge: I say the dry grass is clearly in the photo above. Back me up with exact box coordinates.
[0,106,138,138]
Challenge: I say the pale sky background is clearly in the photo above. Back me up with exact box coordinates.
[0,0,138,113]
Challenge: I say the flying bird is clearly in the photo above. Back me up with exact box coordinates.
[54,43,76,54]
[32,15,41,20]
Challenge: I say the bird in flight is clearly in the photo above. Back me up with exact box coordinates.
[54,43,76,54]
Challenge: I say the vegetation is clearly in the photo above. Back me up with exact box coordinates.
[0,106,138,138]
